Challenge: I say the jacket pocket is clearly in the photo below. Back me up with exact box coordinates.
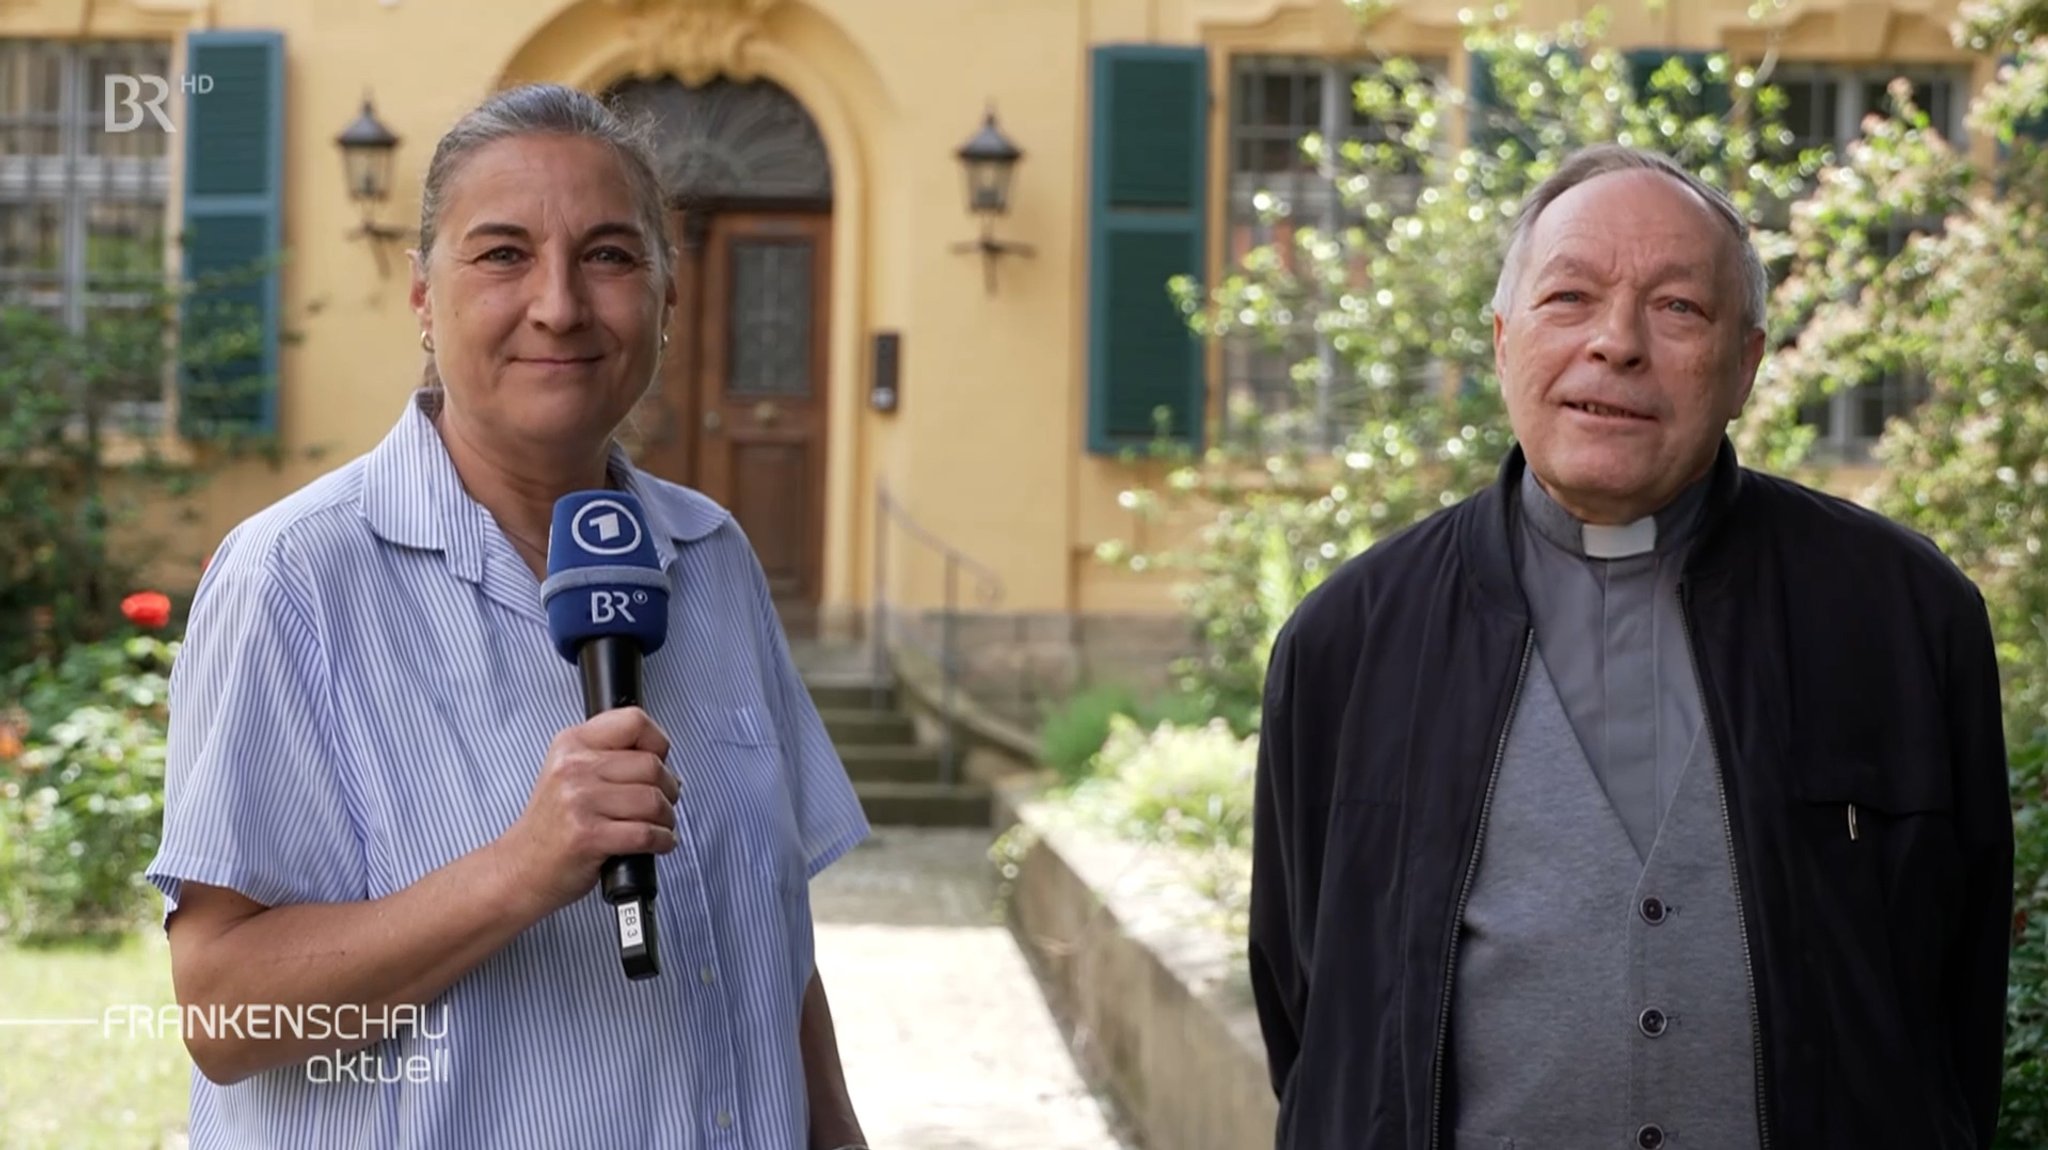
[1789,753,1951,822]
[1785,754,1963,1126]
[1788,755,1959,912]
[1785,753,1957,933]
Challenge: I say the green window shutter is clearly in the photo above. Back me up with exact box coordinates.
[1086,45,1208,455]
[179,29,284,439]
[1626,50,1732,119]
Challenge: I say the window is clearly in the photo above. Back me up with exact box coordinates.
[0,39,174,424]
[1767,65,1968,459]
[1221,54,1438,453]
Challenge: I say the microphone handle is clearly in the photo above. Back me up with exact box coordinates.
[578,635,661,980]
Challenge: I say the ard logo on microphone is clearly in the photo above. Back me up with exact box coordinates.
[571,499,644,557]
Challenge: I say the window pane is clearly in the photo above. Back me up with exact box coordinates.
[1223,53,1446,452]
[1255,71,1297,130]
[1234,57,1325,177]
[1855,372,1929,440]
[727,239,814,398]
[0,120,59,155]
[85,198,164,281]
[0,40,67,155]
[1298,69,1323,128]
[0,40,66,117]
[1798,399,1834,439]
[0,200,65,275]
[1256,135,1301,172]
[1779,77,1832,151]
[0,40,173,431]
[1926,78,1959,138]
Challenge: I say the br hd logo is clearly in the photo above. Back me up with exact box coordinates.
[104,73,214,133]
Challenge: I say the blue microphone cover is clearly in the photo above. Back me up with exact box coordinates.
[540,490,671,661]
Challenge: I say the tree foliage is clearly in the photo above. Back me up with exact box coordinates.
[1103,0,2048,1133]
[0,256,287,670]
[1104,2,1823,727]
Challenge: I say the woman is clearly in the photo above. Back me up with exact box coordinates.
[147,84,873,1150]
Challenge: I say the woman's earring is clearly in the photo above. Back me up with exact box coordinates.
[661,331,670,348]
[420,330,435,354]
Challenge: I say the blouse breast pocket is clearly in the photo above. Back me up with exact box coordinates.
[689,701,805,889]
[688,699,815,998]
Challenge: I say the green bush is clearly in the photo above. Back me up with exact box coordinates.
[1039,682,1222,783]
[1063,716,1259,932]
[1070,716,1257,851]
[0,250,286,668]
[0,635,175,945]
[4,633,177,740]
[1039,683,1141,781]
[2002,729,2048,1147]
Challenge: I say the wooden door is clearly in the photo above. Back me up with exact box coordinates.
[632,209,708,487]
[696,212,831,623]
[632,209,830,627]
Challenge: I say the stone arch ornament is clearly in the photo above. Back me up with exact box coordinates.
[606,74,833,204]
[602,0,780,86]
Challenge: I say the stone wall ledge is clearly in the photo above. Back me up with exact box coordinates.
[995,777,1278,1150]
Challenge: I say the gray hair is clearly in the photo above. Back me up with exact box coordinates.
[416,82,674,299]
[1489,144,1768,332]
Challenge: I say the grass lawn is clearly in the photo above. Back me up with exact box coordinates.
[0,928,191,1149]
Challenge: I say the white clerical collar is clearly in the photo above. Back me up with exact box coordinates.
[1518,463,1705,561]
[1582,518,1658,559]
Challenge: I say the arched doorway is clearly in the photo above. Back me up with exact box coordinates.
[610,75,833,633]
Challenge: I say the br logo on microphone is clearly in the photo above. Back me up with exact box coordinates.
[589,590,646,625]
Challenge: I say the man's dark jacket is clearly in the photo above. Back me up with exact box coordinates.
[1249,439,2014,1149]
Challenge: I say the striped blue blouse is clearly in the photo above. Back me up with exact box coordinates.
[146,389,871,1149]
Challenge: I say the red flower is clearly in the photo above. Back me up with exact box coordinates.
[121,591,173,630]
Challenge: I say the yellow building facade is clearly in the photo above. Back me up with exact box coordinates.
[0,0,2001,685]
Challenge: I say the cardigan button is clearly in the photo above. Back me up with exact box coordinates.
[1640,896,1668,924]
[1639,1008,1669,1037]
[1637,1123,1666,1149]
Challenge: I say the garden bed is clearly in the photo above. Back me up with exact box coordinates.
[995,777,1276,1150]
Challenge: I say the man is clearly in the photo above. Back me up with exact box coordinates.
[1248,144,2013,1150]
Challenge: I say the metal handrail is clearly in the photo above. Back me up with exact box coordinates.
[870,481,1004,784]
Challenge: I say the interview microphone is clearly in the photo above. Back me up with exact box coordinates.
[540,490,671,981]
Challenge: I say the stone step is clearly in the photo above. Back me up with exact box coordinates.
[786,639,875,680]
[808,679,895,712]
[819,707,918,747]
[855,781,993,829]
[838,744,946,784]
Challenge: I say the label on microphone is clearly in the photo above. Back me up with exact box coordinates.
[617,902,645,949]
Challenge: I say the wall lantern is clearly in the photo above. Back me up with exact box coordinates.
[335,93,406,276]
[951,106,1033,294]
